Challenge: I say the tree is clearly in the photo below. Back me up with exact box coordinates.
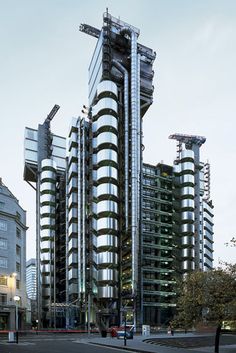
[174,268,236,329]
[225,237,236,247]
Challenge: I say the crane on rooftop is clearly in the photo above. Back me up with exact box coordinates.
[44,104,60,126]
[169,133,206,148]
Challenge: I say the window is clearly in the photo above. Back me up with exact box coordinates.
[0,238,7,250]
[16,212,21,222]
[0,202,5,210]
[16,228,21,238]
[16,280,20,289]
[0,276,7,286]
[0,293,7,304]
[16,262,21,273]
[0,257,7,268]
[0,219,7,232]
[16,245,21,256]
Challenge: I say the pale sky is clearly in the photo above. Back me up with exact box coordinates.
[0,0,235,266]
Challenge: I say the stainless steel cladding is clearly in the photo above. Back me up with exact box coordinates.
[97,200,118,214]
[97,251,118,264]
[181,198,194,209]
[179,151,195,271]
[97,149,118,164]
[40,159,57,306]
[201,200,214,270]
[92,80,119,299]
[97,234,118,249]
[182,248,195,258]
[181,260,195,271]
[97,80,118,97]
[112,60,129,231]
[97,183,118,198]
[180,149,194,160]
[96,115,118,131]
[181,212,195,221]
[96,131,118,148]
[97,217,118,231]
[180,187,195,197]
[97,166,117,181]
[180,174,195,185]
[98,269,118,282]
[119,26,140,295]
[92,97,118,116]
[97,286,118,298]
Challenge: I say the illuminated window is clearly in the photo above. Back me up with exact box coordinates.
[0,276,7,286]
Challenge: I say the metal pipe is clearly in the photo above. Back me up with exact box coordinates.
[82,120,86,295]
[119,27,139,293]
[77,118,81,297]
[119,26,139,329]
[36,177,41,329]
[65,158,69,328]
[137,53,141,228]
[53,207,56,328]
[112,60,129,231]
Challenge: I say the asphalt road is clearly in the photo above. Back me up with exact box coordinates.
[0,338,129,353]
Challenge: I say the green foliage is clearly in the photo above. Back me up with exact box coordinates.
[173,268,236,329]
[225,237,236,247]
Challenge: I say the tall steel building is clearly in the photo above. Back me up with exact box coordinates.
[142,137,214,325]
[169,134,214,272]
[24,105,67,327]
[24,12,214,328]
[67,11,156,329]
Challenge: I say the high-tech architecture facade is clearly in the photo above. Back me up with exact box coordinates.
[24,105,67,327]
[141,138,214,325]
[169,134,214,272]
[24,12,214,328]
[142,163,176,325]
[0,178,27,330]
[67,11,156,328]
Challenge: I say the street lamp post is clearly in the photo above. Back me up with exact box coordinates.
[124,311,127,346]
[13,295,20,344]
[36,319,39,335]
[87,291,91,337]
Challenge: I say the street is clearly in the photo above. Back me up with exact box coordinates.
[0,337,130,353]
[1,332,236,353]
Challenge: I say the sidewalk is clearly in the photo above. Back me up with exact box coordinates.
[75,333,236,353]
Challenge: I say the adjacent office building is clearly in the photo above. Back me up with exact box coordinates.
[26,259,37,301]
[142,135,214,325]
[0,178,27,330]
[24,12,214,328]
[26,258,37,324]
